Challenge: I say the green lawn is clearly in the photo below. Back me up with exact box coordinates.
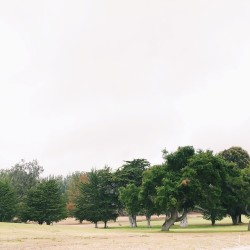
[109,215,250,233]
[0,215,249,234]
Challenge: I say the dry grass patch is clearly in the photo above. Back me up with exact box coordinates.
[0,215,250,250]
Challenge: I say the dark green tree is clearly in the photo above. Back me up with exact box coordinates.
[219,146,250,169]
[219,147,250,223]
[0,180,17,222]
[98,168,119,228]
[119,184,140,227]
[114,159,150,217]
[220,165,247,225]
[162,146,195,171]
[183,151,228,225]
[139,165,166,227]
[74,168,118,228]
[157,146,195,231]
[242,167,250,230]
[22,179,67,225]
[242,167,250,209]
[114,159,150,188]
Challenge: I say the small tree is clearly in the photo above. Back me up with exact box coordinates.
[119,184,140,227]
[98,168,119,228]
[22,179,67,225]
[0,180,17,222]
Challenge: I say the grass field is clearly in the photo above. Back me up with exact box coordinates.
[0,214,250,250]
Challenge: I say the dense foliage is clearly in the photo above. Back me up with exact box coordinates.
[74,168,118,228]
[21,179,67,225]
[0,180,17,222]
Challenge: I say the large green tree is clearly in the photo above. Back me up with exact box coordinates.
[74,168,118,228]
[157,146,195,231]
[219,147,250,223]
[183,151,228,225]
[22,179,67,225]
[139,165,166,227]
[0,180,17,222]
[220,165,248,225]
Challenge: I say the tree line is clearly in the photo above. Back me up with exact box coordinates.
[0,146,250,231]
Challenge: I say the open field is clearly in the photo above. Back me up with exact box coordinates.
[0,214,250,250]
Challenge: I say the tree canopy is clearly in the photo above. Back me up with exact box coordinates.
[0,180,17,222]
[74,168,118,228]
[219,146,250,169]
[21,179,67,225]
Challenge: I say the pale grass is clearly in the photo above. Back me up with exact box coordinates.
[0,215,250,250]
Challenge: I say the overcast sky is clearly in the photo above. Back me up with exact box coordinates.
[1,0,250,176]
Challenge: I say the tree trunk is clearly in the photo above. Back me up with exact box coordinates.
[132,215,137,227]
[104,221,107,228]
[162,210,178,231]
[95,222,98,228]
[231,215,239,225]
[245,205,250,231]
[211,214,216,226]
[146,215,151,228]
[129,215,133,227]
[238,214,242,223]
[162,209,187,231]
[211,218,216,226]
[129,215,137,227]
[180,214,188,228]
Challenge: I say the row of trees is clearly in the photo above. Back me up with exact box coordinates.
[0,160,67,224]
[0,146,250,231]
[72,146,250,230]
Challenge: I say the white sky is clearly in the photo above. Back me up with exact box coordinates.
[1,0,250,176]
